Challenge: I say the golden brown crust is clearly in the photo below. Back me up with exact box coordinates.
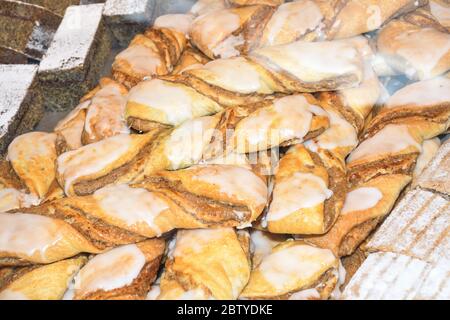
[74,239,165,300]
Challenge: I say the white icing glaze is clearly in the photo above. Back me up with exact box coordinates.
[57,134,134,195]
[259,244,336,290]
[154,14,194,35]
[0,289,29,300]
[385,77,450,109]
[250,230,281,262]
[191,10,240,55]
[198,57,266,94]
[305,109,357,151]
[413,138,441,178]
[267,172,333,221]
[54,100,89,150]
[84,81,129,140]
[394,28,450,79]
[339,59,381,116]
[7,132,56,164]
[288,288,321,300]
[127,79,218,126]
[115,44,161,75]
[145,285,161,300]
[190,0,228,16]
[0,213,63,259]
[73,244,146,296]
[430,0,450,26]
[262,0,323,46]
[93,184,169,236]
[347,124,422,164]
[173,228,230,257]
[251,40,362,82]
[233,95,322,152]
[190,164,267,208]
[211,34,244,59]
[0,188,40,212]
[341,187,383,215]
[164,116,218,169]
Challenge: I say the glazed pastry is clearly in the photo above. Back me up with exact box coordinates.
[153,14,194,36]
[157,228,251,300]
[413,138,441,179]
[429,0,450,30]
[54,101,88,152]
[125,39,363,130]
[125,78,223,131]
[199,94,329,159]
[2,132,57,200]
[347,124,423,186]
[365,77,450,140]
[313,36,383,135]
[64,240,165,300]
[0,212,101,266]
[249,230,290,267]
[189,5,274,59]
[172,45,210,75]
[112,26,187,88]
[183,41,362,95]
[264,145,346,235]
[228,0,284,6]
[56,131,165,196]
[189,0,427,58]
[53,163,267,238]
[0,256,86,300]
[240,240,342,300]
[376,16,450,80]
[189,0,229,16]
[325,0,428,40]
[306,174,411,256]
[81,78,129,145]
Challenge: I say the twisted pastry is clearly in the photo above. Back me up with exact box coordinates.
[64,240,165,300]
[304,79,450,258]
[80,78,129,145]
[0,132,58,211]
[0,212,101,266]
[240,238,342,300]
[171,45,210,75]
[376,10,450,80]
[263,144,346,235]
[125,40,363,130]
[57,94,329,196]
[0,256,86,300]
[112,22,188,89]
[50,163,267,239]
[189,0,427,59]
[157,228,251,300]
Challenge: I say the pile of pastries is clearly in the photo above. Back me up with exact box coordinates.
[0,0,449,300]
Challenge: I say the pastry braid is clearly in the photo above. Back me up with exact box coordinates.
[49,163,268,238]
[189,0,428,59]
[64,240,165,300]
[305,78,450,257]
[112,19,188,89]
[157,228,251,300]
[125,40,363,130]
[0,256,87,300]
[56,94,329,196]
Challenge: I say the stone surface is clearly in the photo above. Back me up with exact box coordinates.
[0,0,61,62]
[103,0,156,47]
[0,64,43,154]
[39,4,111,111]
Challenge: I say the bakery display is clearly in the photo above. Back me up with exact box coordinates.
[0,0,449,300]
